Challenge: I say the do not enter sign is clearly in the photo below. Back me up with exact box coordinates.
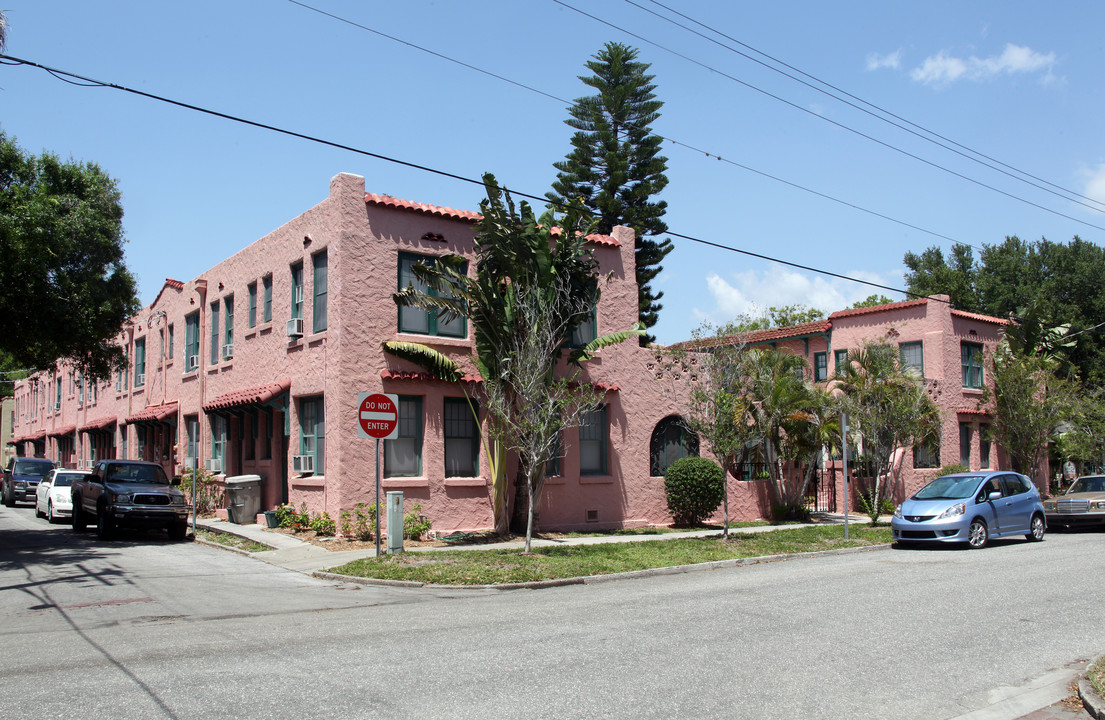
[357,392,399,440]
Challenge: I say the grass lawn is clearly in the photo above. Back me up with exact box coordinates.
[1091,655,1105,698]
[325,524,892,585]
[196,528,274,554]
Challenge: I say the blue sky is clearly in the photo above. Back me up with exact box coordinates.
[2,1,1103,345]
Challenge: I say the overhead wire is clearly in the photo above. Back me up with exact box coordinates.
[633,0,1105,214]
[551,0,1105,234]
[0,52,945,305]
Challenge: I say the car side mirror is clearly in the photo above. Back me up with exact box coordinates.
[988,491,1002,501]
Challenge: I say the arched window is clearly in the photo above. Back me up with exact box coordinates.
[650,416,699,476]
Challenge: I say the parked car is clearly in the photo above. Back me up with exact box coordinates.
[35,469,90,523]
[71,460,190,540]
[892,471,1046,549]
[1043,475,1105,530]
[2,457,56,507]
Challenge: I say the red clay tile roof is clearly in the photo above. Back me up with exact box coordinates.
[365,193,482,223]
[126,402,179,424]
[828,298,929,320]
[380,369,482,384]
[164,278,185,290]
[365,194,620,247]
[203,379,291,412]
[672,320,832,351]
[81,416,117,432]
[950,308,1011,325]
[48,425,76,437]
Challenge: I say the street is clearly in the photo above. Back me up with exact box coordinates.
[0,503,1102,720]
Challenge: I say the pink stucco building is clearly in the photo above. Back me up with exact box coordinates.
[8,173,1035,534]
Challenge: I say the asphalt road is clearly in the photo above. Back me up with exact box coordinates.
[0,502,1101,720]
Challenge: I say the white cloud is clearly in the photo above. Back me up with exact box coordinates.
[911,44,1056,86]
[1080,163,1105,206]
[865,50,902,71]
[695,264,906,328]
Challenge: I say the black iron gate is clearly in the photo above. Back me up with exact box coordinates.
[804,469,837,513]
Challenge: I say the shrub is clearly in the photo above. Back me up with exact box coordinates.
[404,504,432,540]
[310,511,336,537]
[340,502,378,541]
[276,502,311,531]
[855,491,895,520]
[937,463,969,477]
[179,468,224,517]
[664,457,725,527]
[770,503,812,523]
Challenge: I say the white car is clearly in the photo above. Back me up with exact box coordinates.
[35,469,90,523]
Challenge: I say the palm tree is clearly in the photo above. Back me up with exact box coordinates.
[389,174,642,546]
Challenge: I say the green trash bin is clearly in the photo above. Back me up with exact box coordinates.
[264,510,279,528]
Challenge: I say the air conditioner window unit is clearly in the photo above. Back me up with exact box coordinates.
[205,458,223,473]
[53,401,60,411]
[286,317,304,337]
[186,354,199,372]
[135,374,145,387]
[292,454,314,475]
[222,343,233,360]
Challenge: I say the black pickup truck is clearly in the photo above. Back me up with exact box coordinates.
[71,459,191,540]
[3,457,56,507]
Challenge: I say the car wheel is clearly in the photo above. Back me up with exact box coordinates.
[96,506,114,540]
[47,501,56,524]
[72,499,87,531]
[1026,514,1046,542]
[3,485,13,508]
[967,518,988,549]
[35,500,45,519]
[167,522,187,542]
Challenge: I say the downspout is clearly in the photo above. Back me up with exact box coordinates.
[194,279,208,465]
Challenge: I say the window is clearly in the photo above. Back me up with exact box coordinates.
[261,273,272,322]
[834,349,849,373]
[313,250,328,333]
[245,411,256,461]
[120,427,127,460]
[134,338,146,387]
[899,341,923,376]
[224,295,234,354]
[384,396,422,477]
[814,352,828,382]
[186,415,200,465]
[117,346,129,392]
[291,262,304,321]
[1001,474,1030,496]
[248,282,258,328]
[210,301,220,365]
[211,415,227,463]
[959,422,972,467]
[167,324,174,361]
[980,424,991,469]
[580,405,608,475]
[398,253,467,337]
[649,416,699,476]
[913,439,939,469]
[136,425,147,461]
[961,342,983,389]
[261,409,273,460]
[443,397,478,476]
[299,396,325,475]
[55,377,61,409]
[571,307,598,347]
[184,312,200,370]
[546,432,562,477]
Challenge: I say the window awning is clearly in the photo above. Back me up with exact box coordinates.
[81,416,118,433]
[203,379,290,413]
[126,402,179,425]
[48,425,76,438]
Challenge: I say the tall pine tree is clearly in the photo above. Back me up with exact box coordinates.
[547,42,672,345]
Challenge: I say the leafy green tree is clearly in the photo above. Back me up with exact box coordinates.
[0,131,140,382]
[902,243,979,310]
[390,175,642,549]
[1057,385,1105,474]
[547,42,672,345]
[850,295,894,309]
[834,340,942,522]
[716,304,825,335]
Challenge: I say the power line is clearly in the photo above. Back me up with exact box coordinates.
[552,0,1105,234]
[634,0,1105,214]
[0,52,942,307]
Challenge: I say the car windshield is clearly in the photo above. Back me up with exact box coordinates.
[105,464,168,484]
[14,460,53,476]
[1068,476,1105,494]
[913,475,984,500]
[52,473,84,487]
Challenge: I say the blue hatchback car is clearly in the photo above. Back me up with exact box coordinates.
[892,471,1046,549]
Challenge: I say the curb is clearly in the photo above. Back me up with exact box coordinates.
[1080,656,1105,720]
[309,542,891,590]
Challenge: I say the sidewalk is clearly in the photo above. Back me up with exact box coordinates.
[193,514,1104,720]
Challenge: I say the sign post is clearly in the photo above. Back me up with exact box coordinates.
[357,392,399,556]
